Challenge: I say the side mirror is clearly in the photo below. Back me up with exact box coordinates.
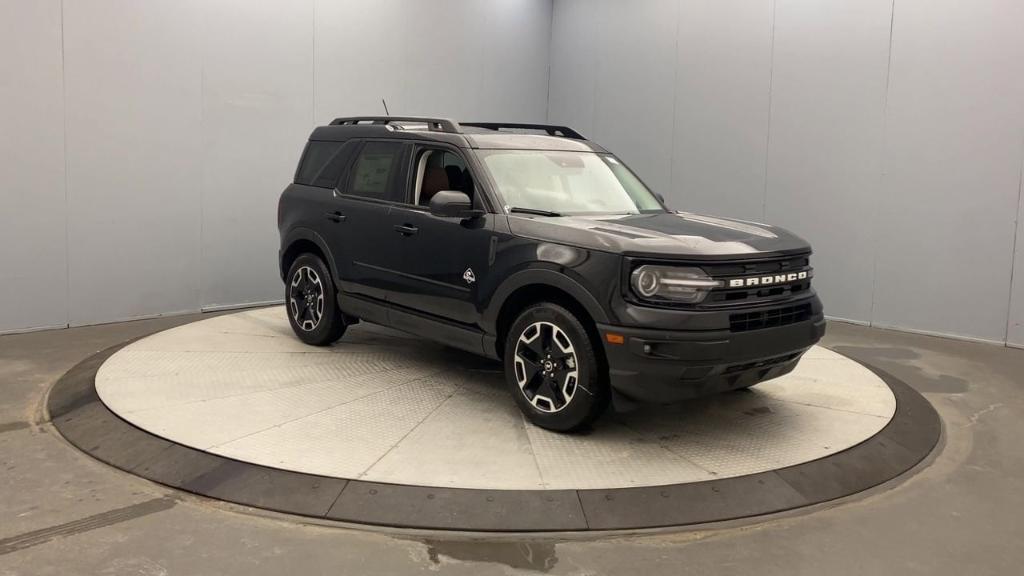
[654,192,666,205]
[429,190,484,220]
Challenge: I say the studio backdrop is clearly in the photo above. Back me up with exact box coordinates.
[2,0,1023,347]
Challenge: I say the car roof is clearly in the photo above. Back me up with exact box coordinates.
[307,117,608,153]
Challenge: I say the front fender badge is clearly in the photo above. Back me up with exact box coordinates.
[463,268,476,284]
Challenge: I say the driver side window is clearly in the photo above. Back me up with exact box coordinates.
[412,149,474,207]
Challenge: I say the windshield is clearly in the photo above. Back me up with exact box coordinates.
[477,150,665,216]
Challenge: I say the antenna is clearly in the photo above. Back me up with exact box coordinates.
[381,98,390,117]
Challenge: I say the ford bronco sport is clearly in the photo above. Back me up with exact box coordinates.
[278,116,825,432]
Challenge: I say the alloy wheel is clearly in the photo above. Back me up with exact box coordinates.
[513,321,579,412]
[289,266,325,331]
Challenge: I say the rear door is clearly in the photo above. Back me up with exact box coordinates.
[387,145,494,326]
[326,140,410,303]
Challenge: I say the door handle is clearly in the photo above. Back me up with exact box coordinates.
[325,210,346,223]
[393,224,419,236]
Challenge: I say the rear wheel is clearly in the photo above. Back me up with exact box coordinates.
[286,254,347,346]
[503,302,609,432]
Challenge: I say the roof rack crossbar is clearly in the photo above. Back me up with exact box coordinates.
[329,116,460,134]
[460,122,585,140]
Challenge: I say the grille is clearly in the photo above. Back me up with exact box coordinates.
[702,255,812,308]
[730,303,812,332]
[703,255,810,277]
[704,280,811,306]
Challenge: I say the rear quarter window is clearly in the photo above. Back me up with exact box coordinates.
[295,141,349,188]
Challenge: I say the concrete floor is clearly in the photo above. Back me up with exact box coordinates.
[1,314,1021,575]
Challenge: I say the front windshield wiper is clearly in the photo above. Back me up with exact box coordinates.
[508,207,563,217]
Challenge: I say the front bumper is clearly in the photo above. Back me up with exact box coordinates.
[597,302,826,405]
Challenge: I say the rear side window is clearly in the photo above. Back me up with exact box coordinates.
[295,141,349,188]
[346,141,405,201]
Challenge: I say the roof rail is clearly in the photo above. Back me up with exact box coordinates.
[327,117,586,140]
[460,122,585,140]
[329,116,460,134]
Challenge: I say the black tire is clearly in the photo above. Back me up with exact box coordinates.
[503,302,610,432]
[285,253,347,346]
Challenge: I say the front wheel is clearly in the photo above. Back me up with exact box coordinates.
[503,303,609,432]
[285,253,347,346]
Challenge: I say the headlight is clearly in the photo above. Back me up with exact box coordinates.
[630,265,722,304]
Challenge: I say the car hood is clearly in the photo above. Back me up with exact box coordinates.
[506,211,811,260]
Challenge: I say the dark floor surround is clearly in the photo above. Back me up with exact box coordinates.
[46,338,940,532]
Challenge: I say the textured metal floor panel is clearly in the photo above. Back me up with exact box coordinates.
[96,307,897,490]
[364,384,547,488]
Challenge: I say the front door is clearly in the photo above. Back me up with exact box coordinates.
[387,146,493,326]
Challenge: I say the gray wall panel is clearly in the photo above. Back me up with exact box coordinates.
[1008,163,1024,346]
[7,0,1023,344]
[0,0,67,333]
[2,0,552,331]
[314,0,550,125]
[672,0,773,219]
[591,0,677,196]
[764,0,892,323]
[199,0,315,309]
[549,0,773,218]
[549,0,1024,344]
[313,0,406,122]
[549,0,677,196]
[548,0,600,139]
[871,0,1024,341]
[63,0,204,326]
[388,0,489,118]
[476,0,552,123]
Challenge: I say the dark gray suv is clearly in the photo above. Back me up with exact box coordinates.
[278,116,825,431]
